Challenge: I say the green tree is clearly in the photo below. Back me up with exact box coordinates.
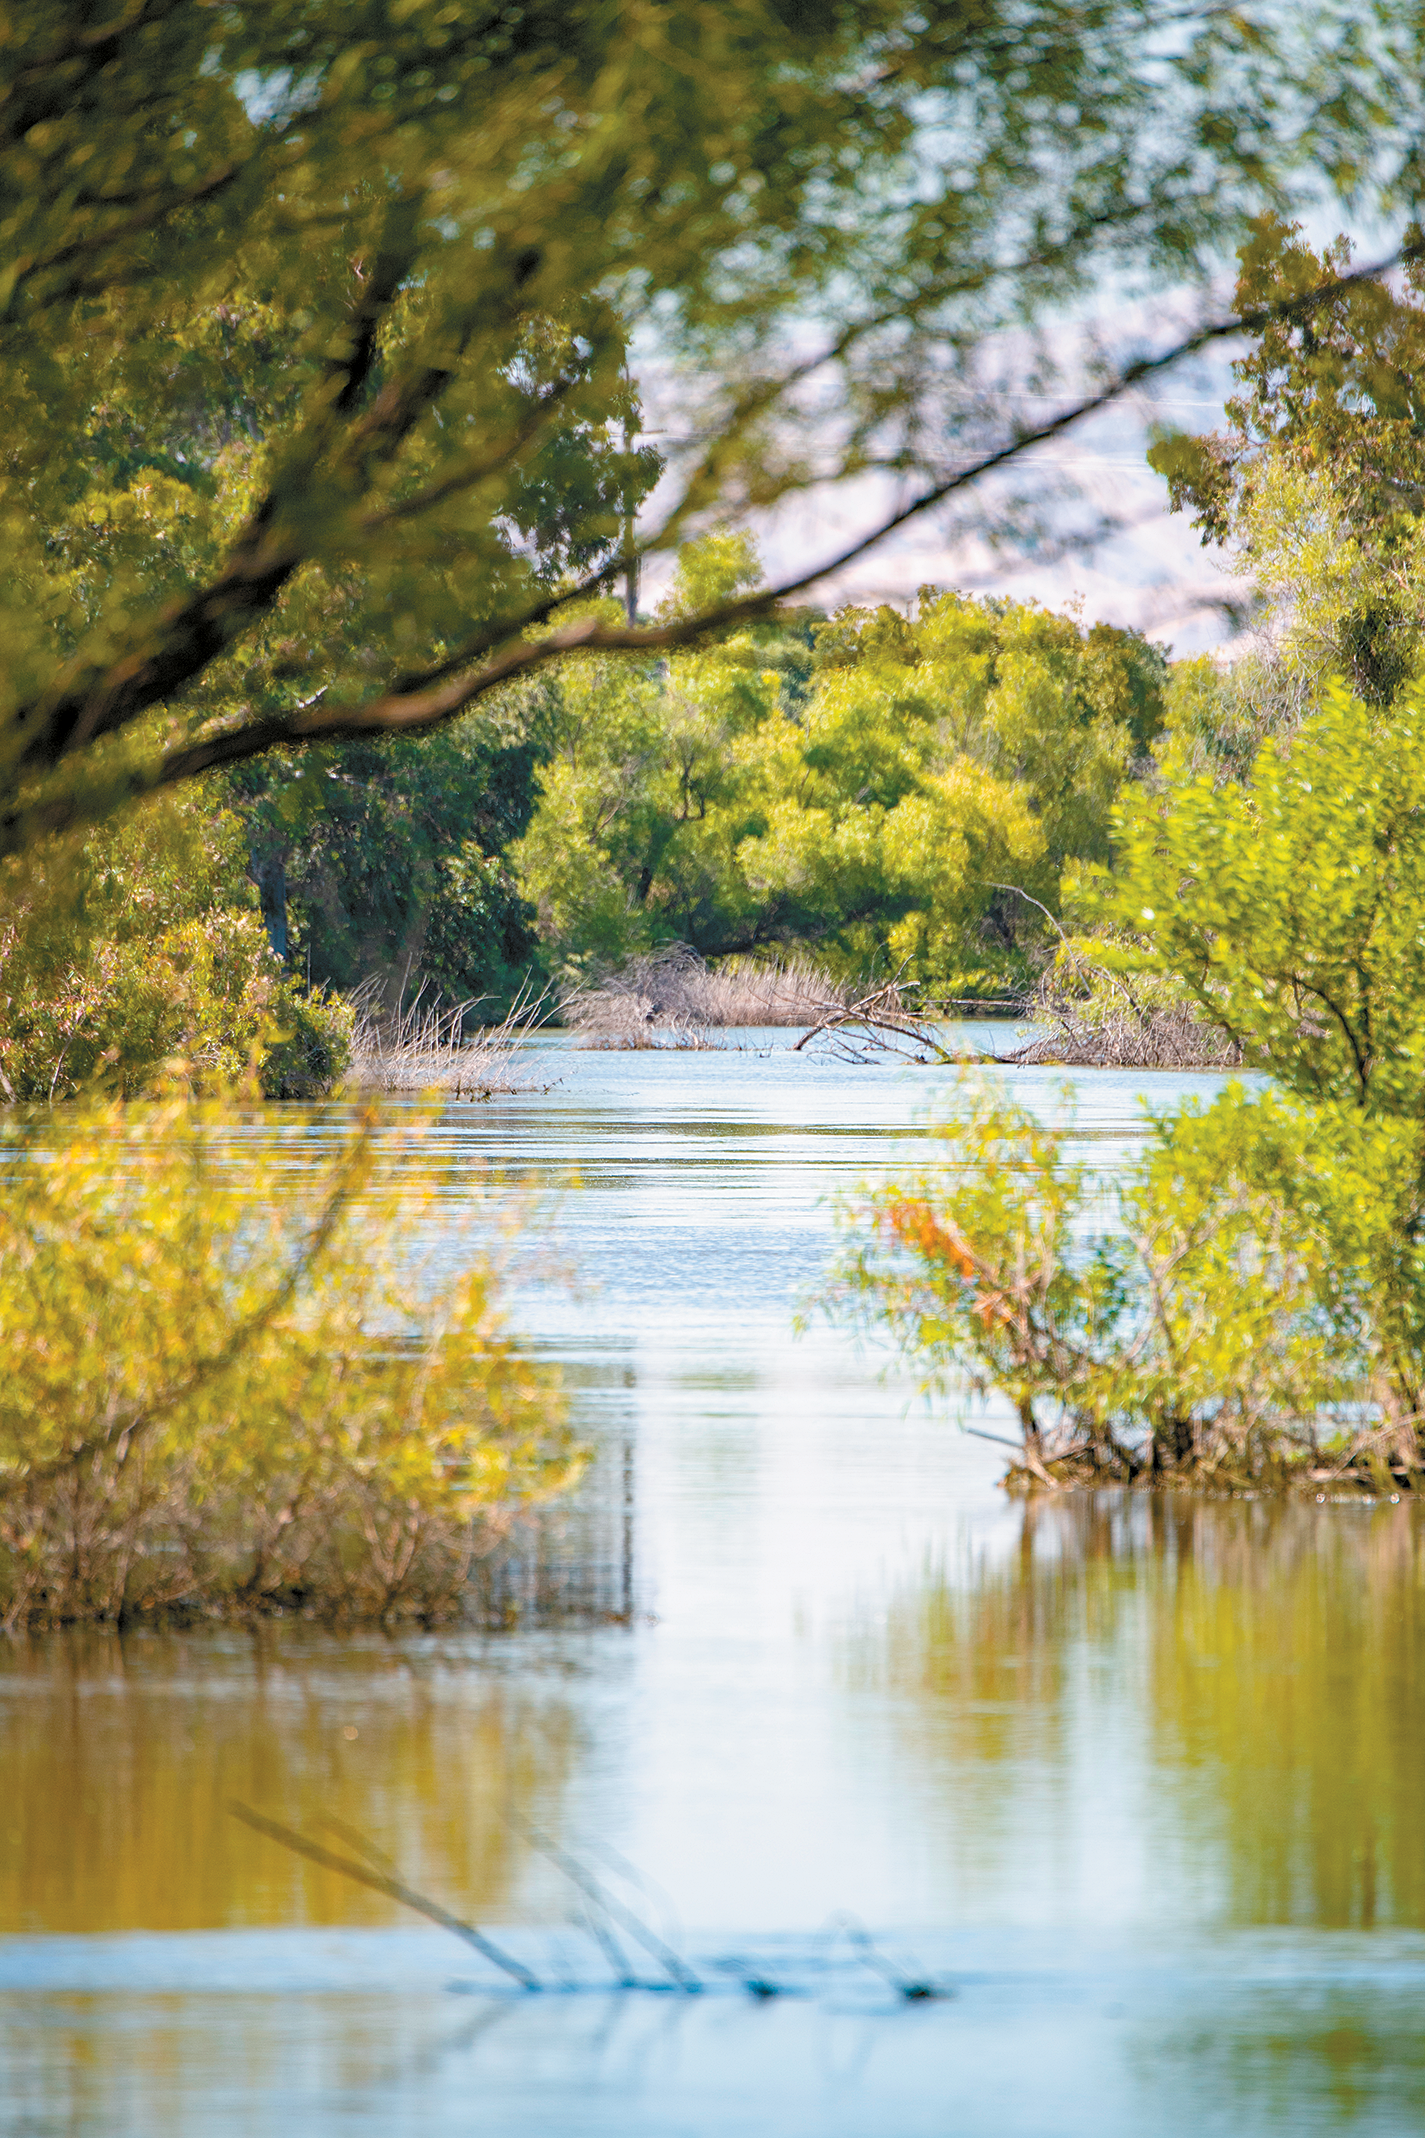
[232,714,541,1012]
[0,0,1400,863]
[1087,677,1425,1432]
[516,569,1167,991]
[836,679,1425,1485]
[1081,679,1425,1119]
[1149,216,1425,708]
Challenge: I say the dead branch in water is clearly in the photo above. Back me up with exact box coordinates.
[567,948,996,1062]
[503,1807,703,1992]
[227,1801,542,1989]
[792,970,959,1064]
[997,995,1241,1071]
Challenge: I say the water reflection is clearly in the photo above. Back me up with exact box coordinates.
[4,1039,1423,2131]
[854,1495,1425,1932]
[1141,1998,1425,2134]
[0,1624,593,1933]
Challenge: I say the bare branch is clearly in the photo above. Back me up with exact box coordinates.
[228,1802,542,1990]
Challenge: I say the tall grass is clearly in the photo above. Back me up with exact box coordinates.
[561,946,849,1044]
[348,978,550,1093]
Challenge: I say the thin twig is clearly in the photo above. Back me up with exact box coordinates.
[227,1801,542,1991]
[504,1808,702,1992]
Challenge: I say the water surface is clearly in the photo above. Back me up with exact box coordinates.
[4,1036,1424,2134]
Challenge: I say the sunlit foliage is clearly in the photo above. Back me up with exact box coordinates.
[0,794,352,1102]
[1079,679,1425,1118]
[832,1081,1370,1488]
[517,553,1167,993]
[0,1098,577,1626]
[839,680,1425,1487]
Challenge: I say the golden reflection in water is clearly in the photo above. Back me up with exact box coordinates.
[855,1495,1425,1930]
[0,1625,580,1934]
[1134,2001,1425,2131]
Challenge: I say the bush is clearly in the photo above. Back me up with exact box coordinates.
[832,1079,1425,1493]
[0,793,352,1101]
[0,1094,579,1625]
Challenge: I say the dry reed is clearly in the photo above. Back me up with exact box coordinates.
[348,977,550,1094]
[561,945,851,1044]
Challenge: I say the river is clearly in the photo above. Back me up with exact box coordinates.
[3,1034,1424,2135]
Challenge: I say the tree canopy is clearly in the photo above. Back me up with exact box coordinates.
[1149,215,1425,703]
[516,552,1168,992]
[2,0,1410,860]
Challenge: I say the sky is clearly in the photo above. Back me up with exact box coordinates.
[736,344,1254,660]
[664,210,1407,658]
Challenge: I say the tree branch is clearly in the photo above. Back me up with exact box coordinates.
[139,235,1425,780]
[4,161,245,319]
[7,225,546,778]
[8,230,1425,854]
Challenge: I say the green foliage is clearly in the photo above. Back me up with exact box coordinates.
[0,1096,579,1626]
[0,795,351,1102]
[1151,215,1425,554]
[516,574,1167,991]
[1148,216,1425,707]
[1077,679,1425,1116]
[1153,653,1276,785]
[840,679,1425,1490]
[232,713,539,1012]
[0,0,1393,854]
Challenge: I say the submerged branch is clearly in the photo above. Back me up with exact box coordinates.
[227,1802,543,1990]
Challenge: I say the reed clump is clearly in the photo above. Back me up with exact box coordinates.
[0,1094,580,1627]
[560,944,851,1044]
[347,978,549,1094]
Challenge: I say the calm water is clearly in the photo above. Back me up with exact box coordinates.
[4,1036,1425,2135]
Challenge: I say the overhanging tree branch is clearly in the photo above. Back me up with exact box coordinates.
[166,235,1425,753]
[9,219,499,771]
[7,232,1425,859]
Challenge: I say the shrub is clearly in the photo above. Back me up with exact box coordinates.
[832,1080,1425,1493]
[0,793,352,1103]
[0,1094,579,1625]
